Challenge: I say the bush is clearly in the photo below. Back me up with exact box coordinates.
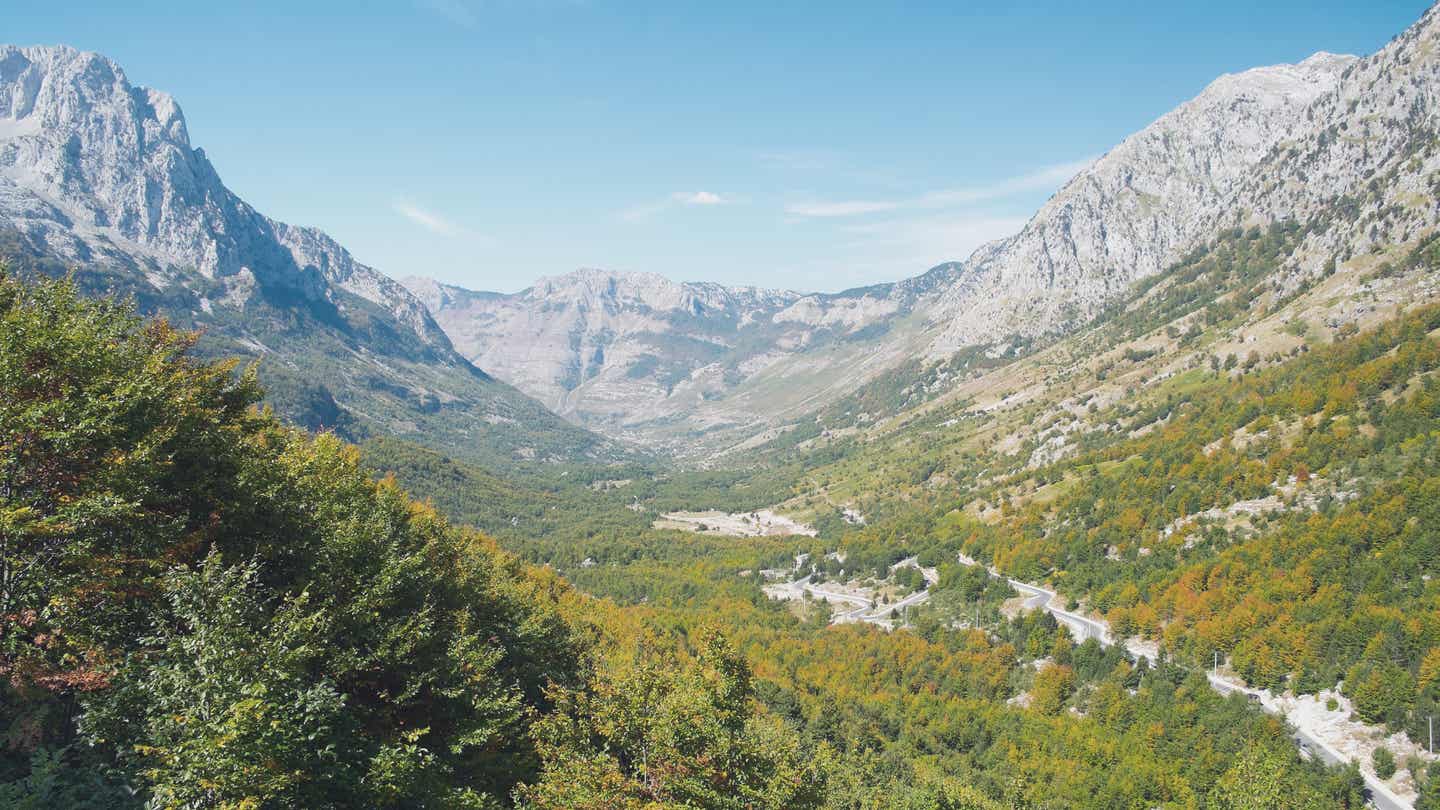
[1374,746,1397,779]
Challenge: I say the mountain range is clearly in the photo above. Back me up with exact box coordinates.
[5,6,1440,460]
[404,10,1440,452]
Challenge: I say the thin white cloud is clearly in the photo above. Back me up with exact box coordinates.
[621,190,732,222]
[785,200,899,217]
[757,149,908,187]
[769,214,1030,292]
[914,158,1097,208]
[619,202,666,223]
[785,156,1097,218]
[839,213,1030,258]
[673,190,725,206]
[393,199,467,237]
[757,150,839,171]
[417,0,478,28]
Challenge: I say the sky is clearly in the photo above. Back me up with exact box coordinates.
[7,1,1432,293]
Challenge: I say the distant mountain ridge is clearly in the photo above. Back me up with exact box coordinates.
[0,44,610,465]
[402,263,963,446]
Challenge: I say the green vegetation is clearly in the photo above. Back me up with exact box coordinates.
[0,271,589,806]
[2,267,1382,808]
[1375,747,1398,780]
[950,305,1440,741]
[376,219,1440,803]
[11,203,1440,809]
[1096,222,1309,342]
[517,630,824,809]
[0,225,612,471]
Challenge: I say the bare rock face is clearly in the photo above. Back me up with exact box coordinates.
[401,267,941,439]
[405,46,1361,445]
[12,3,1440,458]
[0,44,445,348]
[924,52,1357,353]
[931,6,1440,352]
[1237,4,1440,260]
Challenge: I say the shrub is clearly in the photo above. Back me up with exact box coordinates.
[1374,746,1397,780]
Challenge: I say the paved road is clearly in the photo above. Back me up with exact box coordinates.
[781,555,1410,808]
[828,584,931,625]
[1006,580,1109,644]
[783,571,937,627]
[1204,673,1410,810]
[779,574,933,626]
[959,554,1412,810]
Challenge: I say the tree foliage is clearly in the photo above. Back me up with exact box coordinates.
[0,272,584,806]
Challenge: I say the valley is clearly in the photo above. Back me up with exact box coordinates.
[6,3,1440,809]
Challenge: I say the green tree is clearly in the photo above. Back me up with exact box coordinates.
[81,553,356,808]
[0,271,586,806]
[1419,761,1440,810]
[516,630,824,810]
[1345,661,1414,724]
[1373,746,1397,780]
[0,747,135,809]
[1210,744,1327,809]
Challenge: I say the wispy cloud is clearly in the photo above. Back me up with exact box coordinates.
[772,214,1032,292]
[757,150,841,172]
[621,190,732,222]
[393,199,468,237]
[673,190,726,206]
[416,0,589,29]
[785,157,1096,218]
[417,0,478,28]
[757,149,909,187]
[785,200,899,217]
[839,213,1030,257]
[912,158,1096,207]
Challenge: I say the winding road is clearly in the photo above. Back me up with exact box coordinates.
[769,567,938,628]
[959,555,1413,810]
[769,554,1412,806]
[1203,673,1410,810]
[1005,579,1109,644]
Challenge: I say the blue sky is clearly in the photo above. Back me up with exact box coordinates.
[8,1,1431,293]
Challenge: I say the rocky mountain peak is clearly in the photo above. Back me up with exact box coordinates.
[410,11,1440,450]
[0,45,189,146]
[0,42,452,348]
[0,43,611,465]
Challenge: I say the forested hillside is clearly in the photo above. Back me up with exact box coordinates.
[0,271,1385,808]
[341,219,1440,808]
[0,271,592,806]
[648,216,1440,805]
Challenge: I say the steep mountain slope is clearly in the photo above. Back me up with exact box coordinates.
[926,3,1440,356]
[0,44,609,466]
[753,218,1440,802]
[403,269,803,421]
[923,52,1356,352]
